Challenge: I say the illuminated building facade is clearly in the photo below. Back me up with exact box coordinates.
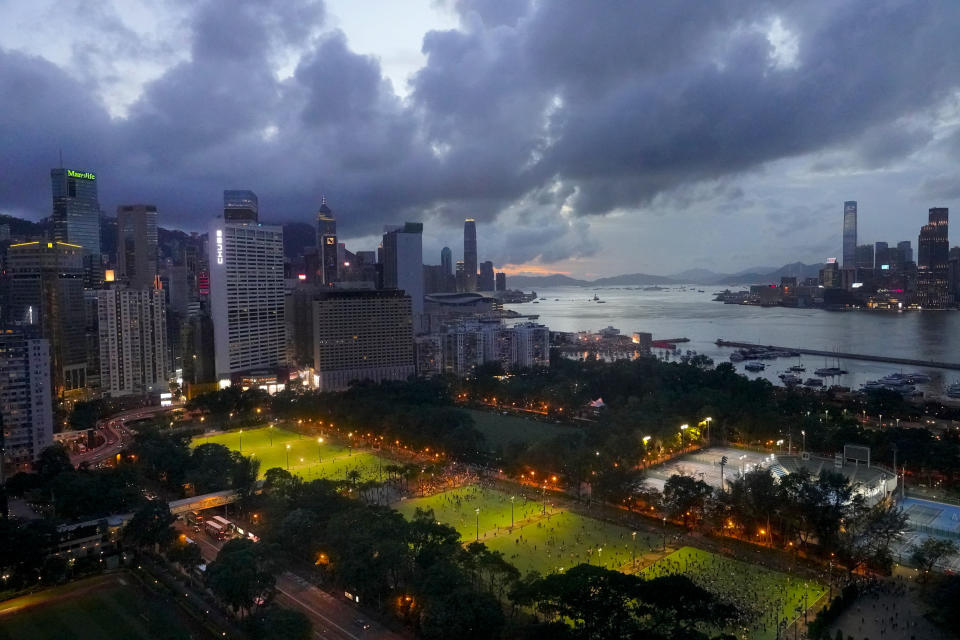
[52,168,101,257]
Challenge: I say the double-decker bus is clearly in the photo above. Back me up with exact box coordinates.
[204,520,225,540]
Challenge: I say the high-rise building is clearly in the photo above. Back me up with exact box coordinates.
[478,261,495,291]
[117,204,159,289]
[463,219,478,292]
[382,223,424,332]
[5,241,87,397]
[441,247,453,277]
[873,242,889,271]
[819,258,840,288]
[423,265,456,294]
[51,168,101,258]
[438,320,549,376]
[223,190,258,223]
[455,260,467,292]
[855,244,874,270]
[97,287,169,397]
[209,216,286,384]
[898,240,913,264]
[917,207,950,308]
[842,201,857,270]
[495,272,506,292]
[0,329,53,466]
[312,289,415,391]
[316,197,338,285]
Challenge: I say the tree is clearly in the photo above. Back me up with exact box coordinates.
[663,474,713,528]
[245,606,312,640]
[167,538,203,573]
[187,443,240,493]
[836,500,908,575]
[910,538,958,581]
[206,538,277,617]
[35,443,73,480]
[124,500,176,551]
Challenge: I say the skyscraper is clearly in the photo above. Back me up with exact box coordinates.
[463,219,477,292]
[495,272,506,291]
[209,212,286,384]
[0,329,52,466]
[97,287,169,396]
[316,197,338,285]
[6,241,87,397]
[117,204,159,289]
[917,207,950,308]
[51,168,101,257]
[842,201,857,270]
[478,260,495,291]
[441,247,453,276]
[223,190,259,222]
[874,242,889,271]
[382,223,424,332]
[897,240,913,264]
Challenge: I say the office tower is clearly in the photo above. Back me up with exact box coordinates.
[423,265,449,294]
[874,242,889,271]
[897,240,913,264]
[209,217,286,384]
[842,201,857,270]
[316,197,338,285]
[455,260,466,292]
[819,258,840,288]
[949,247,960,301]
[97,287,169,396]
[382,223,424,331]
[312,289,415,391]
[223,190,258,222]
[51,168,101,257]
[917,207,950,308]
[0,330,53,465]
[855,244,874,270]
[463,219,477,292]
[478,261,495,291]
[117,204,159,289]
[180,309,215,389]
[441,247,453,276]
[495,272,506,292]
[5,241,87,397]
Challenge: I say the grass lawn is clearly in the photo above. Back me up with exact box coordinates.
[465,409,579,449]
[192,426,384,482]
[0,574,209,640]
[394,486,658,575]
[641,546,827,640]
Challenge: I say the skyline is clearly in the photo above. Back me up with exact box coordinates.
[2,1,960,277]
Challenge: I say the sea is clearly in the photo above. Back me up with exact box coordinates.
[504,286,960,396]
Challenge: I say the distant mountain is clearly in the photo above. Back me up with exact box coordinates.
[507,261,826,289]
[507,274,590,288]
[589,273,677,286]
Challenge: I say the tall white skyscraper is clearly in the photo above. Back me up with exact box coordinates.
[382,222,424,333]
[209,214,286,384]
[97,287,169,397]
[0,330,53,466]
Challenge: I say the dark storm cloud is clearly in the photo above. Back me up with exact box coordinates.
[1,0,959,266]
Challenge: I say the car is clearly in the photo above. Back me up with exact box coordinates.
[354,619,371,630]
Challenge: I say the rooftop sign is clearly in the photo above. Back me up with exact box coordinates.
[66,170,96,180]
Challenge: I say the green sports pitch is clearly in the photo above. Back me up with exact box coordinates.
[395,486,660,575]
[192,426,384,482]
[0,574,210,640]
[641,546,827,640]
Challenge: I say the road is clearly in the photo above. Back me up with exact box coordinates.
[71,405,175,467]
[178,521,403,640]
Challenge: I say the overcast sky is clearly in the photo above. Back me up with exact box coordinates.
[2,0,959,277]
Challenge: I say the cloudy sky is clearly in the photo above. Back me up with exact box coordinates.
[2,0,959,277]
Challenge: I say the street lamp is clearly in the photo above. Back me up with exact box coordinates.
[510,496,516,529]
[317,437,324,463]
[475,507,480,542]
[703,417,712,444]
[801,430,806,454]
[286,444,291,469]
[680,424,689,450]
[269,424,274,446]
[631,531,637,569]
[642,436,651,467]
[239,429,243,453]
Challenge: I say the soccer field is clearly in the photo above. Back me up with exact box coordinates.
[641,546,826,640]
[465,409,580,449]
[193,426,384,482]
[395,486,658,575]
[0,574,209,640]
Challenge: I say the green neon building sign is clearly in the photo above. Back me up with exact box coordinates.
[66,170,96,180]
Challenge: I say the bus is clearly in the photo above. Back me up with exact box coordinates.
[211,516,233,534]
[185,511,203,526]
[204,520,225,540]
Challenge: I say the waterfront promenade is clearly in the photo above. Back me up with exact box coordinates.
[716,340,960,371]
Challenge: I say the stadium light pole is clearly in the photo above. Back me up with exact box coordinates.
[239,429,243,453]
[475,507,480,542]
[269,424,273,447]
[286,444,291,469]
[631,531,637,569]
[510,496,516,529]
[317,437,323,463]
[801,430,806,454]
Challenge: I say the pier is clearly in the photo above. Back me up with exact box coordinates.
[716,340,960,371]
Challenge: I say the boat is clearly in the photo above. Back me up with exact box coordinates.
[788,365,806,373]
[946,383,960,399]
[814,367,847,376]
[592,294,600,301]
[744,362,766,372]
[906,372,931,383]
[804,378,824,387]
[597,300,606,303]
[779,373,802,385]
